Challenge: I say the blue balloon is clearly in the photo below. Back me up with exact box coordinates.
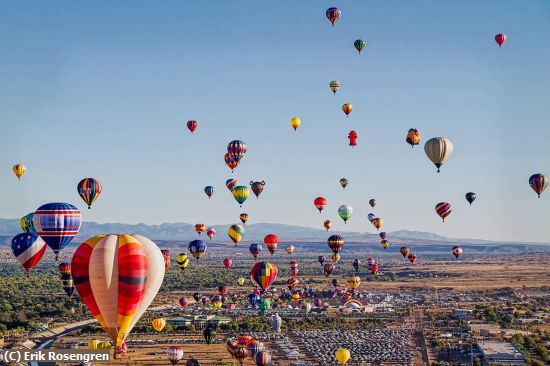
[33,202,81,259]
[204,186,215,199]
[188,240,207,261]
[248,293,260,307]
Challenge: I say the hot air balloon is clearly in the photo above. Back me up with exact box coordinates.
[240,213,249,225]
[452,245,463,259]
[227,140,247,160]
[327,235,344,254]
[371,264,380,275]
[186,357,200,366]
[207,227,216,239]
[161,249,170,269]
[318,255,326,266]
[379,232,386,240]
[400,246,410,258]
[225,153,240,172]
[354,39,365,54]
[406,128,421,147]
[255,351,271,366]
[250,262,278,290]
[264,234,279,255]
[290,267,299,277]
[329,81,340,94]
[366,257,376,270]
[335,348,351,365]
[249,243,263,259]
[270,313,282,332]
[368,213,376,222]
[228,224,245,246]
[166,346,184,365]
[226,179,238,191]
[250,181,266,198]
[332,253,341,263]
[71,234,165,349]
[465,192,477,206]
[77,178,102,209]
[34,203,82,260]
[187,120,198,133]
[247,340,263,358]
[290,117,301,131]
[195,224,205,235]
[347,276,361,290]
[258,298,270,315]
[424,137,454,172]
[285,245,295,255]
[204,186,215,199]
[369,199,376,208]
[326,7,341,26]
[495,33,507,47]
[342,103,352,116]
[232,186,250,207]
[248,293,260,307]
[323,220,332,231]
[234,346,249,366]
[529,174,548,198]
[12,164,26,180]
[352,258,359,272]
[340,178,348,189]
[116,342,127,357]
[226,339,238,356]
[338,204,353,223]
[314,197,327,213]
[152,318,166,332]
[192,292,201,302]
[179,297,189,307]
[223,258,233,271]
[324,263,335,277]
[203,327,216,344]
[408,253,417,264]
[188,240,207,260]
[11,233,46,273]
[435,202,452,222]
[176,253,189,272]
[20,213,36,234]
[287,278,299,290]
[348,130,357,147]
[372,218,383,231]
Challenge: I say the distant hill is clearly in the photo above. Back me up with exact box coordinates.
[0,218,548,254]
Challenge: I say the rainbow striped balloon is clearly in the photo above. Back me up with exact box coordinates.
[250,261,278,290]
[227,140,247,160]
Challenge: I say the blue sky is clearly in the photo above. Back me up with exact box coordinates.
[0,1,549,242]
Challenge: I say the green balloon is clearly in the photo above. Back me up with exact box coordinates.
[258,298,271,315]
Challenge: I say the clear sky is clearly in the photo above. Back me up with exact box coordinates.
[1,1,549,242]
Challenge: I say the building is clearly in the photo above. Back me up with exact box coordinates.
[453,308,474,320]
[167,315,230,330]
[478,341,525,366]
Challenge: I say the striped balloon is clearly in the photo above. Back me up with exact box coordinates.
[435,202,452,222]
[228,224,245,246]
[77,178,102,209]
[20,212,36,234]
[11,233,46,272]
[166,346,184,365]
[232,186,250,206]
[529,173,548,198]
[327,235,344,254]
[250,262,278,290]
[227,140,247,160]
[33,202,81,260]
[226,179,238,191]
[71,234,165,347]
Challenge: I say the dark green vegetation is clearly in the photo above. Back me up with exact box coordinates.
[512,333,550,366]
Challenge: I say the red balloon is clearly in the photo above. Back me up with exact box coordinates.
[264,234,279,255]
[314,197,327,213]
[495,34,507,47]
[187,120,198,133]
[223,258,233,270]
[179,297,189,307]
[348,130,358,147]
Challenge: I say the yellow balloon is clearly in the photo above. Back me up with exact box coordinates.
[290,117,301,131]
[232,186,250,207]
[97,341,112,350]
[12,164,26,181]
[335,348,351,365]
[324,220,332,231]
[347,276,361,290]
[228,224,244,245]
[372,217,383,230]
[332,253,340,263]
[152,318,166,332]
[212,301,222,308]
[88,340,100,350]
[381,239,390,249]
[237,277,246,286]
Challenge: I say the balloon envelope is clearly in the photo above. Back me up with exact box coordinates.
[11,233,46,272]
[77,178,102,209]
[34,202,82,259]
[250,262,278,290]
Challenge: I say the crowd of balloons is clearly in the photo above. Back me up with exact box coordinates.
[5,4,548,366]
